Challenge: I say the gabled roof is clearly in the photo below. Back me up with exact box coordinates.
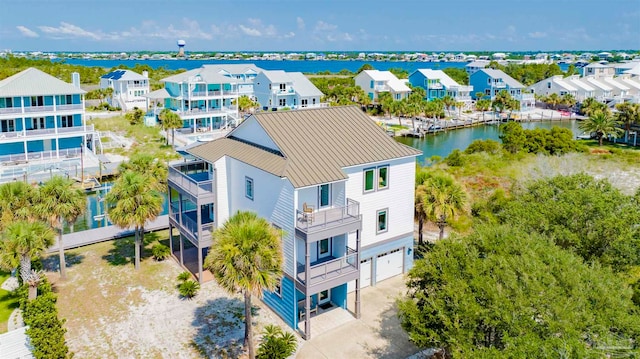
[260,70,293,83]
[602,77,630,91]
[358,70,399,82]
[188,106,421,188]
[287,72,323,97]
[583,77,613,91]
[0,67,85,97]
[161,67,237,84]
[101,69,147,81]
[202,63,263,75]
[414,69,462,88]
[553,77,578,92]
[386,78,411,93]
[476,69,524,88]
[565,77,596,91]
[142,88,169,100]
[465,60,490,68]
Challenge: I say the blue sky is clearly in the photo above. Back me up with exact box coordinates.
[1,0,639,52]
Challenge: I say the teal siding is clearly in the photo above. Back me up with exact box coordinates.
[0,142,25,156]
[262,276,297,329]
[331,284,347,309]
[58,136,83,149]
[26,140,43,152]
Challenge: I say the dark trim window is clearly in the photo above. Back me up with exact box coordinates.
[378,166,389,190]
[245,177,254,200]
[364,168,375,192]
[61,115,73,128]
[377,209,388,234]
[273,278,282,297]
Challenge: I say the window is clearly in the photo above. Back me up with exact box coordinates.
[0,97,13,108]
[32,117,45,130]
[1,119,15,133]
[319,184,330,208]
[273,279,282,297]
[318,238,331,258]
[301,99,308,107]
[364,168,375,192]
[484,89,491,95]
[377,209,388,234]
[279,98,286,107]
[30,96,43,107]
[61,115,73,128]
[378,166,388,190]
[245,177,254,200]
[279,83,286,91]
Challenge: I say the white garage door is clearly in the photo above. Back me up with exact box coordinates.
[375,248,404,282]
[360,258,372,289]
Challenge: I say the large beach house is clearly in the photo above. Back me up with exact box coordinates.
[253,70,324,111]
[167,106,421,339]
[408,69,473,108]
[99,69,150,111]
[470,69,535,111]
[354,70,411,102]
[0,68,97,166]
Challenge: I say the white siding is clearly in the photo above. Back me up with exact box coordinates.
[295,181,346,211]
[230,116,281,152]
[214,157,230,226]
[226,158,296,276]
[344,157,416,248]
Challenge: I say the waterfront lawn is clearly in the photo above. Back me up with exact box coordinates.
[0,271,20,333]
[88,115,179,161]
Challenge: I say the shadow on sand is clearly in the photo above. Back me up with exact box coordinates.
[42,252,86,273]
[364,300,420,359]
[101,231,163,266]
[190,297,261,358]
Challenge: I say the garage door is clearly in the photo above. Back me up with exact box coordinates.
[375,248,404,282]
[360,258,372,289]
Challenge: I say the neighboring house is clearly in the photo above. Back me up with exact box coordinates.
[99,69,150,111]
[563,75,596,100]
[0,68,98,163]
[582,62,615,78]
[253,70,324,110]
[465,60,490,75]
[470,69,535,111]
[529,75,579,100]
[200,64,264,98]
[149,66,241,133]
[580,76,614,101]
[0,326,33,358]
[354,70,411,102]
[408,69,473,107]
[167,106,421,340]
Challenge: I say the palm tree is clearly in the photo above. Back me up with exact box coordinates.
[579,111,624,146]
[118,154,168,192]
[614,102,640,142]
[105,171,163,270]
[475,98,492,122]
[34,176,86,280]
[421,173,468,240]
[0,181,35,231]
[492,90,513,119]
[159,109,184,147]
[0,220,54,300]
[204,211,283,359]
[580,97,607,117]
[545,93,561,110]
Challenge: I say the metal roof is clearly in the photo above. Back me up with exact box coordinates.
[160,67,237,84]
[202,63,264,75]
[260,70,292,83]
[414,69,462,88]
[0,326,34,359]
[0,67,86,97]
[287,72,323,97]
[142,88,170,100]
[478,69,525,89]
[101,69,147,81]
[188,106,421,188]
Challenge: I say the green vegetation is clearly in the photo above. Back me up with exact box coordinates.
[125,108,145,125]
[488,61,565,86]
[0,271,20,333]
[579,111,624,146]
[442,67,469,85]
[205,211,283,359]
[151,243,170,261]
[500,122,582,155]
[256,325,297,359]
[177,279,200,299]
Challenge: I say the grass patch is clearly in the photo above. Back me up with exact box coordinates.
[0,271,20,333]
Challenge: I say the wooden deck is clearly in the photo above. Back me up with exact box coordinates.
[47,215,170,253]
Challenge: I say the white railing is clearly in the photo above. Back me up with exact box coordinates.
[0,108,22,115]
[24,105,54,113]
[168,166,214,198]
[57,104,84,111]
[175,106,237,117]
[0,103,83,116]
[428,83,443,89]
[298,247,358,285]
[296,198,360,232]
[0,125,94,141]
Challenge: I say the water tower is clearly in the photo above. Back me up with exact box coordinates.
[177,39,186,57]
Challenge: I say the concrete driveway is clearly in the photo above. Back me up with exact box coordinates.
[296,275,419,358]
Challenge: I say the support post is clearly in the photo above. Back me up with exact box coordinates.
[355,229,361,319]
[305,240,311,340]
[179,233,184,266]
[198,246,203,284]
[168,223,173,254]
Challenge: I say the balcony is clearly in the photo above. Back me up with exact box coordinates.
[169,205,213,247]
[0,103,83,116]
[168,162,215,203]
[296,247,359,293]
[0,125,95,142]
[174,106,237,118]
[492,82,506,88]
[427,83,443,90]
[296,199,361,241]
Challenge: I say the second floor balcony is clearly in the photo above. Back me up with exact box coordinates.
[0,124,95,142]
[0,103,83,116]
[296,247,359,294]
[174,106,237,118]
[169,202,214,247]
[168,161,215,203]
[296,199,361,241]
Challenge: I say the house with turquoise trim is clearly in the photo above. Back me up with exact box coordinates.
[253,70,324,111]
[408,69,473,108]
[0,68,97,165]
[470,69,535,111]
[100,69,150,111]
[167,106,421,339]
[354,70,411,102]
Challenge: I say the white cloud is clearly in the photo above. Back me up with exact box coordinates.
[296,17,305,30]
[528,31,547,39]
[122,18,215,40]
[38,22,102,40]
[283,31,295,39]
[314,21,338,32]
[239,25,262,37]
[16,25,39,38]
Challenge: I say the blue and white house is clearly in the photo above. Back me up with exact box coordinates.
[253,70,324,110]
[167,106,421,339]
[200,64,264,98]
[354,70,411,102]
[99,69,150,111]
[470,69,535,111]
[408,69,473,107]
[0,68,97,164]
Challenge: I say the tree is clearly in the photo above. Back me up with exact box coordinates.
[414,169,431,246]
[420,173,468,240]
[105,171,163,270]
[398,225,640,358]
[356,63,374,73]
[158,109,184,147]
[579,110,623,146]
[235,95,259,115]
[378,92,394,118]
[475,98,491,121]
[204,211,283,359]
[580,97,607,117]
[560,93,576,110]
[615,102,640,142]
[441,95,456,118]
[118,153,168,192]
[256,325,297,359]
[499,121,527,154]
[33,176,86,281]
[491,90,513,118]
[0,181,36,231]
[0,221,54,300]
[544,92,561,110]
[442,68,469,85]
[125,107,145,125]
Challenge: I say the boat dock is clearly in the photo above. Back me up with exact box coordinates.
[48,215,170,253]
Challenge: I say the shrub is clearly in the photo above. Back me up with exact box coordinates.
[178,280,200,299]
[257,325,297,359]
[464,139,501,154]
[151,244,170,261]
[445,149,465,167]
[177,271,191,282]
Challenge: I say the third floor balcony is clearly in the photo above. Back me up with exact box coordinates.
[295,199,361,241]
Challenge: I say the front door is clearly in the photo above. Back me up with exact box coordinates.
[318,290,330,305]
[318,238,331,259]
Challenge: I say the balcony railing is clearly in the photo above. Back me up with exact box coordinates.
[296,199,360,232]
[174,106,237,117]
[0,125,94,141]
[169,205,214,243]
[297,247,358,287]
[0,148,81,164]
[168,165,214,199]
[427,83,443,89]
[0,103,83,115]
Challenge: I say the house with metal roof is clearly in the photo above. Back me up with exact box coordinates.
[201,64,264,98]
[253,70,324,111]
[354,70,411,102]
[99,69,150,111]
[529,75,579,100]
[0,68,98,166]
[409,69,474,107]
[582,62,615,78]
[470,69,535,111]
[167,106,421,340]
